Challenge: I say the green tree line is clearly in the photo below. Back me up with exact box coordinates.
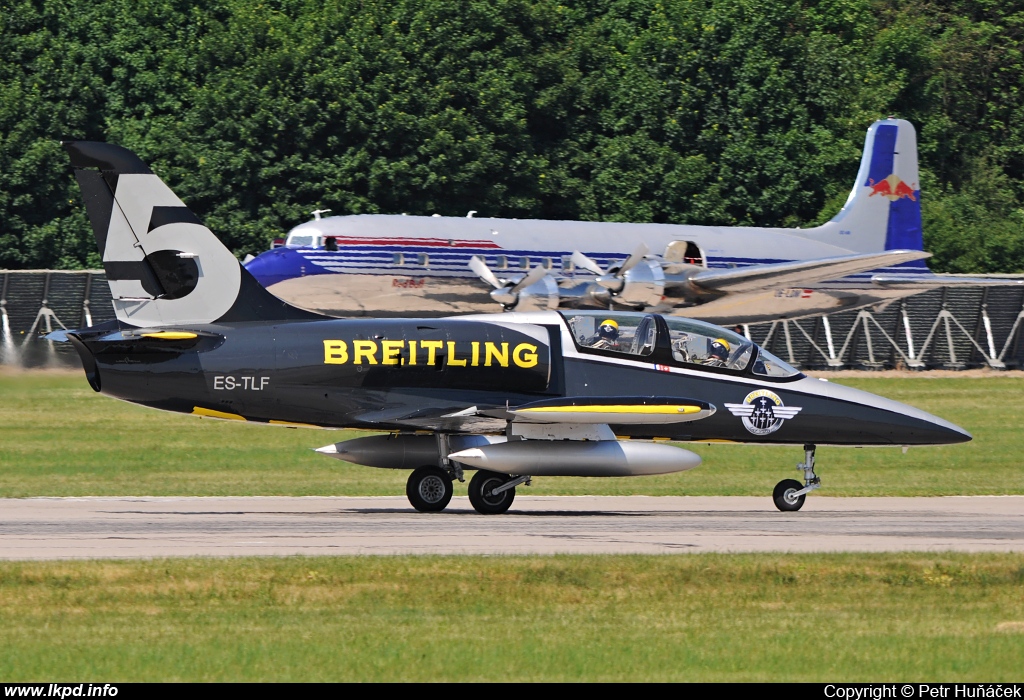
[1,0,1022,272]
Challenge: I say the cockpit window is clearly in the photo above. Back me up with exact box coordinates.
[564,312,656,357]
[287,234,317,247]
[752,348,801,378]
[663,317,753,371]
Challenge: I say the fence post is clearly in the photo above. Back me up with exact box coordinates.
[821,315,842,367]
[0,272,17,365]
[941,308,962,369]
[861,311,878,366]
[782,320,796,364]
[82,273,93,327]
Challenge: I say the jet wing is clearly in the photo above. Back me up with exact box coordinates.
[688,250,931,293]
[349,404,506,433]
[871,273,1024,289]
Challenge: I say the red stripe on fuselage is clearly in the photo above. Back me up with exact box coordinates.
[330,237,503,249]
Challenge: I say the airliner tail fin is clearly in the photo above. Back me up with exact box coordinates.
[818,118,923,254]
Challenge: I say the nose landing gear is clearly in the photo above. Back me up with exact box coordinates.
[773,443,820,512]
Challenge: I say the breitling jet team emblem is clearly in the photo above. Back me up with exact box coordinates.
[724,390,803,436]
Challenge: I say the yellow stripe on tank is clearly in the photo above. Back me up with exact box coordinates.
[517,405,702,415]
[192,407,246,421]
[141,331,198,340]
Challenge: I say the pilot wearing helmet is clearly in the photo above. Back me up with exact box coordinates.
[588,318,621,350]
[705,337,731,366]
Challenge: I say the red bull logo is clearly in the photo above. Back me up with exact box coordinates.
[867,173,917,201]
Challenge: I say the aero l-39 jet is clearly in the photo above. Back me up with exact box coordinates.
[244,118,1019,325]
[57,141,970,513]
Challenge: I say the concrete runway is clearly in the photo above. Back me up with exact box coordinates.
[1,495,1022,559]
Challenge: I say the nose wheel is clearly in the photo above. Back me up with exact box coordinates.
[773,479,806,511]
[773,444,820,512]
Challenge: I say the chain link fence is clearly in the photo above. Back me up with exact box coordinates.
[747,286,1024,370]
[1,271,112,367]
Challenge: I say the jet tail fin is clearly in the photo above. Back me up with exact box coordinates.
[62,141,319,327]
[812,118,924,255]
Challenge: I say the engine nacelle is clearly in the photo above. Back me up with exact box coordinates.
[617,259,666,308]
[512,274,560,312]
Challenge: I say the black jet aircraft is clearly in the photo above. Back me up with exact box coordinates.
[56,141,972,513]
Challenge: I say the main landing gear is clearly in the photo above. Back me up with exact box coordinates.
[406,466,454,512]
[405,464,530,515]
[468,470,530,515]
[773,443,820,512]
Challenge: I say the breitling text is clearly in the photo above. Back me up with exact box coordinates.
[322,340,539,368]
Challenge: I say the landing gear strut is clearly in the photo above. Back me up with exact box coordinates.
[773,443,820,512]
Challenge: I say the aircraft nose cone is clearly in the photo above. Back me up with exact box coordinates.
[891,413,973,446]
[788,377,972,446]
[244,248,305,288]
[896,396,972,445]
[909,417,970,446]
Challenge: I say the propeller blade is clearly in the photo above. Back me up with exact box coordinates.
[617,243,650,275]
[469,255,504,290]
[570,250,606,276]
[490,288,518,306]
[510,265,548,294]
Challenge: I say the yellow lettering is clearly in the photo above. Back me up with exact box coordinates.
[381,339,404,365]
[353,340,378,364]
[323,340,349,364]
[408,340,417,365]
[447,340,467,367]
[513,343,538,368]
[421,340,443,365]
[471,341,480,366]
[484,342,509,367]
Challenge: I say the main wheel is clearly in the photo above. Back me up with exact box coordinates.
[406,466,453,512]
[468,470,516,515]
[773,479,806,512]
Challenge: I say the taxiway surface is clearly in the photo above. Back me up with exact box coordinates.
[1,495,1022,558]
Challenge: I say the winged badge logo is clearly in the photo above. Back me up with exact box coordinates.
[724,389,802,436]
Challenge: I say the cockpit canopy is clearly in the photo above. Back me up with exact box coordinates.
[561,310,801,379]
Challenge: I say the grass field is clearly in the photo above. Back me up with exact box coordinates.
[3,375,1022,682]
[1,370,1022,498]
[0,554,1021,681]
[1,371,1020,498]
